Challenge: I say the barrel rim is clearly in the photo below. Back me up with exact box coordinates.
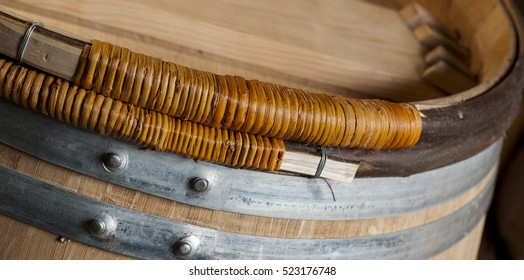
[0,99,503,220]
[0,1,522,178]
[288,0,523,177]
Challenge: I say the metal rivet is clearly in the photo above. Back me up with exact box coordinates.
[102,152,128,172]
[177,243,192,256]
[191,178,209,192]
[87,214,117,240]
[88,219,106,235]
[173,235,200,258]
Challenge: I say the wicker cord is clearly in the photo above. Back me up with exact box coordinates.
[0,58,285,171]
[73,40,422,150]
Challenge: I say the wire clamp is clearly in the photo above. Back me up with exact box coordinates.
[17,20,44,64]
[314,146,327,178]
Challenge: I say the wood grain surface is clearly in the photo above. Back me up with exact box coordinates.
[0,0,444,101]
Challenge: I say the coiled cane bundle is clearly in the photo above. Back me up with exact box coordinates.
[73,40,422,150]
[0,58,285,170]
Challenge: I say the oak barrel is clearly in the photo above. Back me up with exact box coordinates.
[0,0,522,259]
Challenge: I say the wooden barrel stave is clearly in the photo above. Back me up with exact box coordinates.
[0,0,521,259]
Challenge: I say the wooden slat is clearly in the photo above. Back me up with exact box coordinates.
[425,45,475,80]
[400,2,453,37]
[280,151,359,183]
[414,24,469,57]
[423,60,477,94]
[0,9,84,79]
[401,3,440,30]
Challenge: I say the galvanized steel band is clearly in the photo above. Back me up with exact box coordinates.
[0,166,493,259]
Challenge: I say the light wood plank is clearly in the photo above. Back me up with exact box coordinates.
[423,60,477,94]
[425,46,475,80]
[280,151,360,183]
[0,12,83,79]
[1,0,444,101]
[414,24,469,57]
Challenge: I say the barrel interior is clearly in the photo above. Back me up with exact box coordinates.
[0,0,518,259]
[408,0,514,85]
[365,0,515,101]
[0,0,515,102]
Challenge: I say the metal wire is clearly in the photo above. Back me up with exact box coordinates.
[17,20,44,63]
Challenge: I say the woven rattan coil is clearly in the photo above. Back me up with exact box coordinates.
[73,40,422,150]
[0,57,285,170]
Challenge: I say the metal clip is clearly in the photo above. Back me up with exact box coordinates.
[314,146,327,178]
[17,20,44,64]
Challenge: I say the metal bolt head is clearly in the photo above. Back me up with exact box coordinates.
[86,214,117,240]
[191,178,209,192]
[173,235,200,258]
[88,219,106,235]
[105,154,123,168]
[177,242,192,256]
[102,152,128,172]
